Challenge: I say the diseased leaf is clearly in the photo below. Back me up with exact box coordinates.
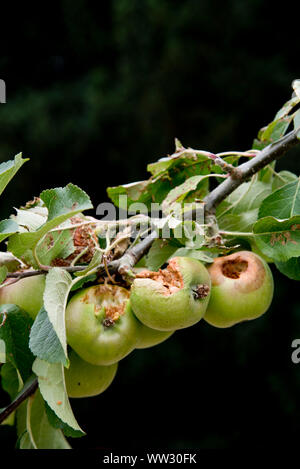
[32,358,84,434]
[7,184,92,267]
[36,229,74,266]
[253,215,300,262]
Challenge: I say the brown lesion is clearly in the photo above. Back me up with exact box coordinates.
[221,258,248,279]
[135,258,184,296]
[208,251,266,293]
[51,216,99,267]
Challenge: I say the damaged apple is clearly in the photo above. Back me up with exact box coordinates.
[130,256,211,331]
[204,250,274,328]
[65,284,139,366]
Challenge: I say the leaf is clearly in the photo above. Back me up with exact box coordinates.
[12,208,47,232]
[45,403,84,438]
[161,175,209,215]
[70,273,97,291]
[147,150,212,178]
[43,268,73,363]
[0,252,22,273]
[275,95,300,119]
[145,239,178,271]
[275,257,300,281]
[0,362,23,400]
[293,108,300,130]
[0,153,29,197]
[0,266,8,285]
[0,304,34,381]
[272,171,298,191]
[7,184,92,267]
[74,249,102,277]
[0,219,19,243]
[217,180,272,231]
[253,215,300,262]
[170,248,214,263]
[17,389,71,449]
[258,178,300,219]
[32,358,84,433]
[29,308,66,365]
[36,229,74,266]
[292,79,300,100]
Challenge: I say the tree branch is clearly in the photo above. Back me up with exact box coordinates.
[0,377,38,424]
[203,128,300,214]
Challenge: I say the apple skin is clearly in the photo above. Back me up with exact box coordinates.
[0,274,46,320]
[130,257,211,331]
[65,349,118,398]
[65,284,139,366]
[204,250,274,328]
[136,320,174,349]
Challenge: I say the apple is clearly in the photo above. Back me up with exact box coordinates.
[130,257,211,331]
[204,250,274,328]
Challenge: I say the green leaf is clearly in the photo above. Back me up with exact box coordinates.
[0,362,23,400]
[0,153,29,197]
[275,95,300,119]
[145,239,178,271]
[0,266,8,285]
[70,273,97,291]
[29,308,66,366]
[45,403,84,438]
[7,184,92,267]
[0,252,22,273]
[258,178,300,219]
[0,219,19,243]
[32,358,84,434]
[43,268,73,363]
[293,108,300,130]
[0,305,34,381]
[161,175,209,215]
[12,208,47,232]
[272,171,298,191]
[253,215,300,262]
[217,180,272,232]
[17,389,71,449]
[275,257,300,280]
[36,229,75,266]
[170,248,214,263]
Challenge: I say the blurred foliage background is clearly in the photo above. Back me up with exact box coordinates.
[1,0,300,449]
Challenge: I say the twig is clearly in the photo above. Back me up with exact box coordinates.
[0,377,38,424]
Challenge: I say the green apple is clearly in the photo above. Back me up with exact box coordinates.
[65,284,139,366]
[130,257,211,331]
[65,349,118,398]
[204,250,274,328]
[136,320,174,349]
[0,274,46,320]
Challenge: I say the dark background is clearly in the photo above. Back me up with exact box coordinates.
[1,0,300,449]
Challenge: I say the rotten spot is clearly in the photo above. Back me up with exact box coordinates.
[51,216,99,267]
[192,284,210,300]
[136,258,184,296]
[221,258,248,279]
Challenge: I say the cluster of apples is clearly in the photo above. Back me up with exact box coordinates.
[0,251,274,399]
